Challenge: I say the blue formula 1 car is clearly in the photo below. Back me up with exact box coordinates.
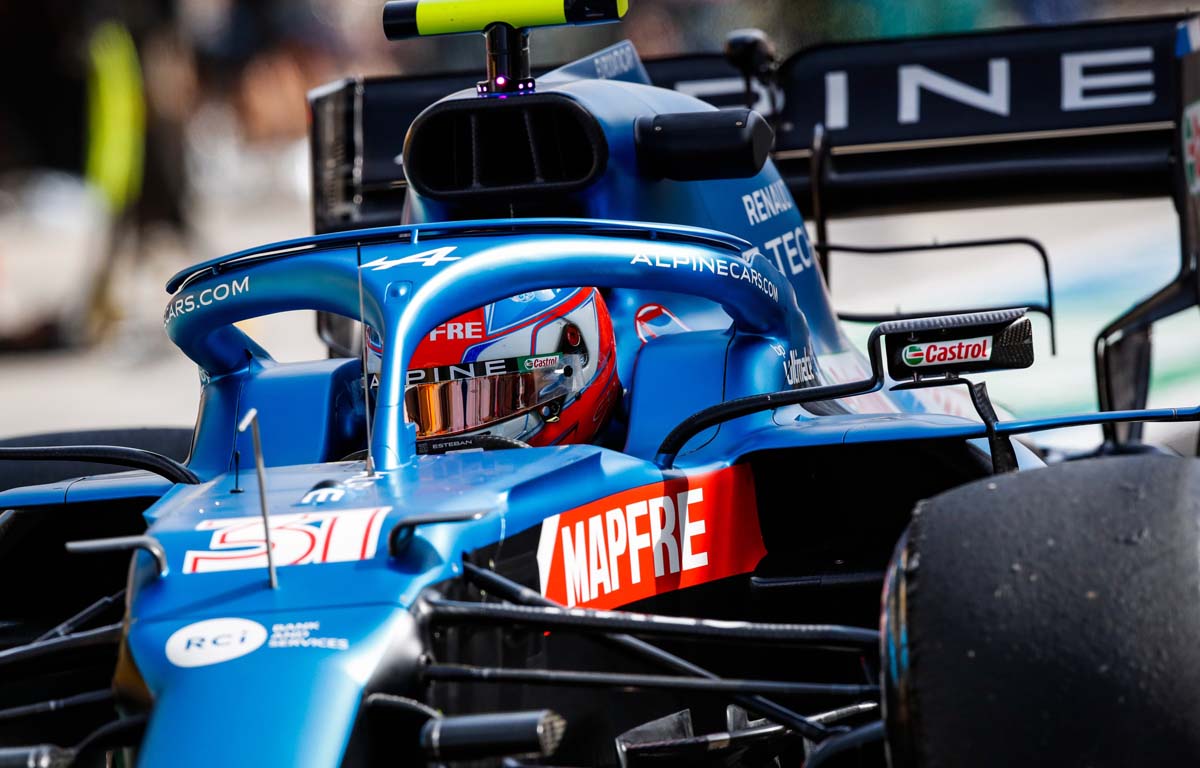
[6,3,1200,767]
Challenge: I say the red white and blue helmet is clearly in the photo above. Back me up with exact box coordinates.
[394,287,620,451]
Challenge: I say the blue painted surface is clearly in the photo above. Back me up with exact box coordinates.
[164,225,815,469]
[0,480,73,508]
[539,40,653,85]
[10,39,1193,768]
[131,605,417,767]
[0,471,172,508]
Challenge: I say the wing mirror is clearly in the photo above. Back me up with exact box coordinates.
[881,307,1034,383]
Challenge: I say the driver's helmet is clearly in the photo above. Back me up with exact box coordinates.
[396,287,621,452]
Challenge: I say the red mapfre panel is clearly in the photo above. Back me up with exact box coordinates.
[536,464,765,609]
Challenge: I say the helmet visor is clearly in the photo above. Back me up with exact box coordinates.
[404,353,582,440]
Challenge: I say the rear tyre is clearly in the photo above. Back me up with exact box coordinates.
[883,455,1200,767]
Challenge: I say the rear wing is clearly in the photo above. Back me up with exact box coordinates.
[774,16,1184,216]
[774,15,1200,445]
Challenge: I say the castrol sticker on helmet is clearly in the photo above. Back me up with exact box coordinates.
[519,354,562,371]
[536,465,765,609]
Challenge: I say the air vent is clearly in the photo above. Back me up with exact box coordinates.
[404,94,607,200]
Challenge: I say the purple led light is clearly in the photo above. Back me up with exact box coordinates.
[496,75,508,87]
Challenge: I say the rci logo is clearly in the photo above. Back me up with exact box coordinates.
[165,618,268,668]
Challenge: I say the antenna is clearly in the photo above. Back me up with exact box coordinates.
[231,449,243,493]
[477,24,533,96]
[238,408,278,589]
[356,244,377,477]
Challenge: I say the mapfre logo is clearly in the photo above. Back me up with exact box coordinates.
[165,617,268,668]
[536,465,765,609]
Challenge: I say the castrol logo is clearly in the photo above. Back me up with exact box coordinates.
[522,354,561,371]
[902,335,992,367]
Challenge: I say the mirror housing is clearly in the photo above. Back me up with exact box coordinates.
[882,308,1034,381]
[724,28,777,83]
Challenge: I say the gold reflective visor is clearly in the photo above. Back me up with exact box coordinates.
[404,354,580,439]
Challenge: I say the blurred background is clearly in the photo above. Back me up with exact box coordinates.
[0,0,1197,451]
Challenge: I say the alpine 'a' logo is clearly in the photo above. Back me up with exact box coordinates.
[535,465,765,610]
[902,335,993,368]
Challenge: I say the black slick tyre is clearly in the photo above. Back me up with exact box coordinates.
[882,455,1200,767]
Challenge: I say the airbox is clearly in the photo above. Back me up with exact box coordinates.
[403,93,607,200]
